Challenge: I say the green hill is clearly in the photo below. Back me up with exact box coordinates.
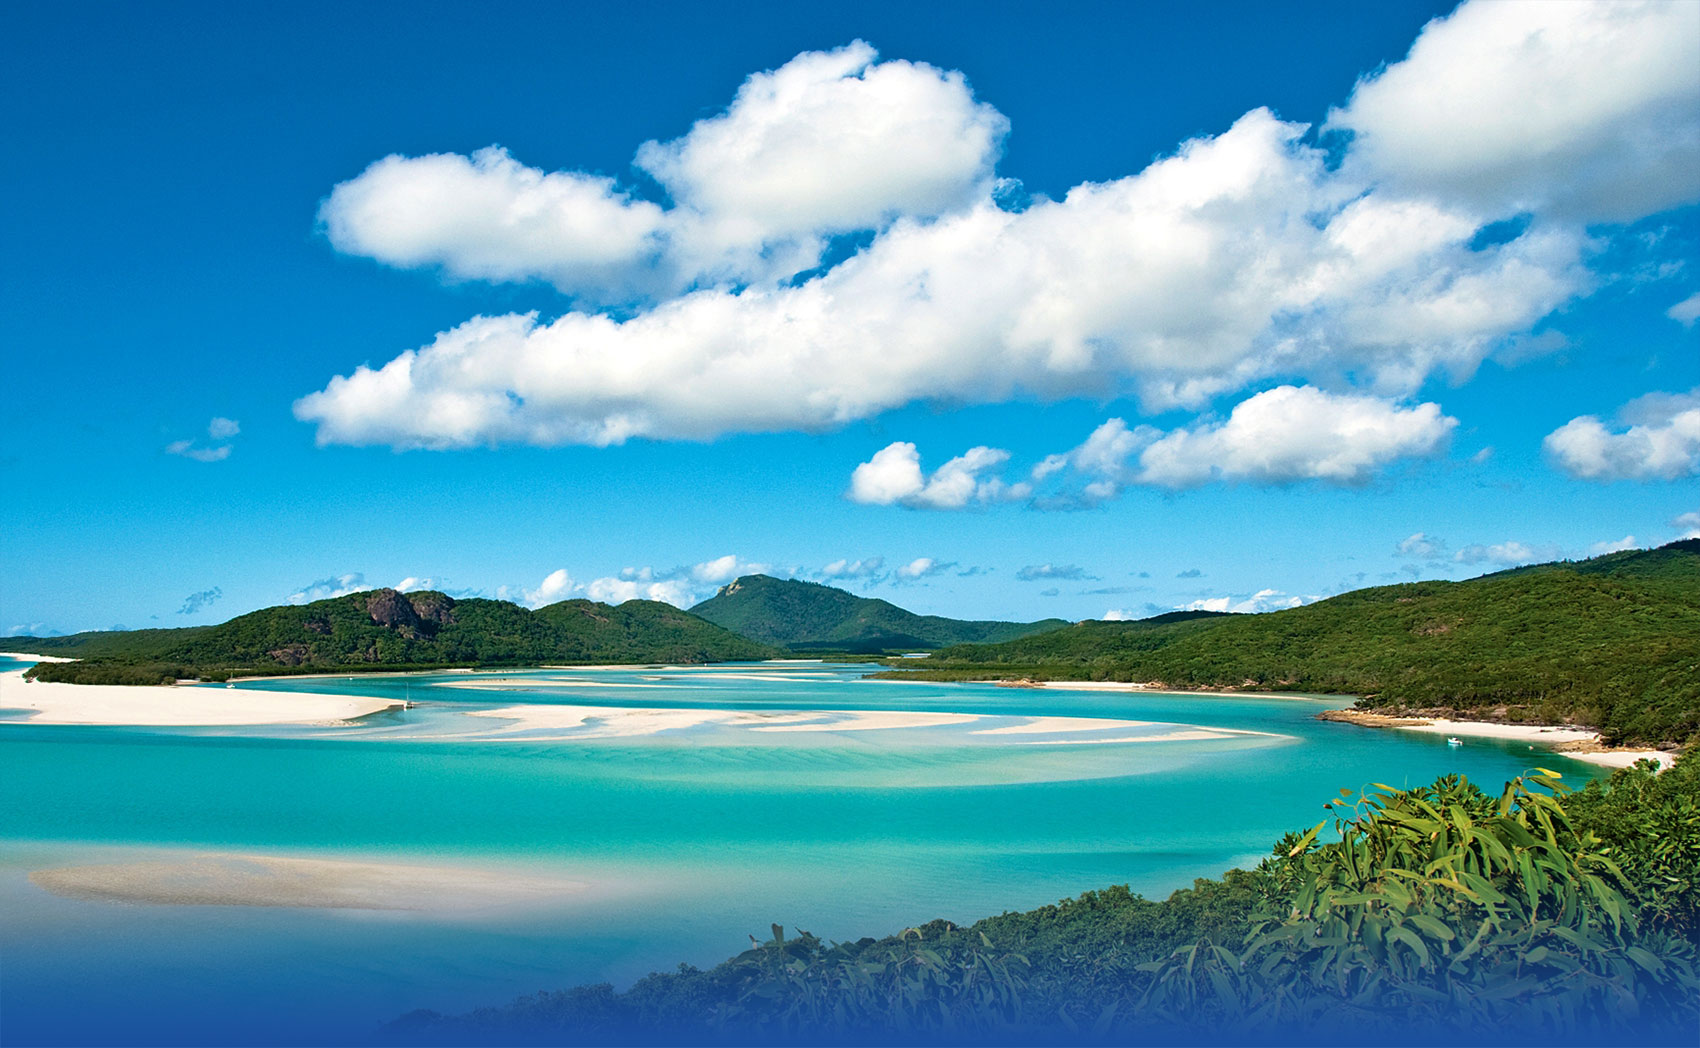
[880,541,1700,747]
[12,588,775,685]
[689,574,1068,653]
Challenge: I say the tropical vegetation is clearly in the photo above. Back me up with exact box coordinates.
[382,754,1700,1044]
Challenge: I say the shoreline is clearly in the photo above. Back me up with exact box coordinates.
[1317,709,1679,771]
[0,668,403,727]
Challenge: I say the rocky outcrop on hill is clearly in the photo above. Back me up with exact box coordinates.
[365,589,456,640]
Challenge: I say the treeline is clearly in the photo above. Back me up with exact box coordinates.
[382,755,1700,1045]
[15,589,776,684]
[880,541,1700,748]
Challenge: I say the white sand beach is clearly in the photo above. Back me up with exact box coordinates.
[0,651,75,663]
[1319,710,1678,771]
[29,851,583,911]
[0,667,402,726]
[1389,718,1678,771]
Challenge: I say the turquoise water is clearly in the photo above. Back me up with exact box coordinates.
[0,658,1606,1044]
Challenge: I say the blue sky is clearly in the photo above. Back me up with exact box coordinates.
[2,0,1697,635]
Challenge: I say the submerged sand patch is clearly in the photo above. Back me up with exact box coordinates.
[29,852,584,911]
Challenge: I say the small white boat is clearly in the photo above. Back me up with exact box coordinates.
[1447,737,1462,747]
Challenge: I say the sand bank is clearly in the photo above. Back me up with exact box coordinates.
[461,704,981,738]
[30,851,582,911]
[1318,709,1678,771]
[0,669,402,726]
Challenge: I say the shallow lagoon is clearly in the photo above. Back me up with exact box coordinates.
[0,659,1606,1044]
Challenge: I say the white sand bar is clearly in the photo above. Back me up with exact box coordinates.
[0,669,402,726]
[461,704,980,738]
[30,852,583,911]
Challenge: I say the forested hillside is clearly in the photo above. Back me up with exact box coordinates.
[881,542,1700,747]
[690,574,1066,652]
[12,589,775,684]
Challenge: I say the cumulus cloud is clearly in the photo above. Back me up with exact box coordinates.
[558,555,776,609]
[583,575,696,607]
[289,573,368,604]
[864,387,1456,509]
[1674,511,1700,539]
[1669,292,1700,326]
[177,587,222,615]
[522,568,575,608]
[895,557,954,580]
[1182,589,1313,614]
[1589,535,1639,556]
[1328,0,1700,221]
[1544,388,1700,481]
[320,42,1003,302]
[293,0,1695,452]
[848,442,1021,508]
[819,557,885,581]
[1395,532,1449,561]
[1453,541,1557,567]
[1134,386,1456,488]
[1016,564,1094,582]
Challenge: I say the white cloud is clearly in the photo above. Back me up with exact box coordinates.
[167,417,240,462]
[1668,292,1700,326]
[1454,541,1556,568]
[320,43,1002,302]
[300,92,1596,450]
[820,557,884,581]
[848,442,1020,508]
[522,568,575,609]
[689,554,769,585]
[166,440,231,463]
[1396,532,1448,561]
[1674,511,1700,540]
[1180,589,1311,615]
[321,147,666,303]
[561,555,777,609]
[1135,387,1456,488]
[895,557,953,580]
[582,575,696,608]
[1544,388,1700,481]
[1016,564,1093,582]
[1589,535,1639,556]
[634,41,1005,284]
[298,4,1698,453]
[394,576,439,592]
[1102,609,1139,621]
[857,387,1457,509]
[1328,0,1700,221]
[289,573,368,604]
